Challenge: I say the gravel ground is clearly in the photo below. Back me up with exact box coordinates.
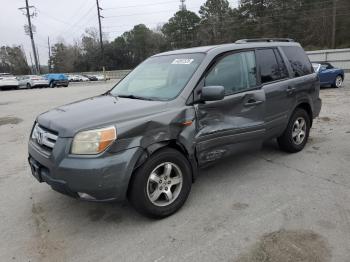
[0,80,350,262]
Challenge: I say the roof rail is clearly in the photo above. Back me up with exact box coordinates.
[235,38,295,44]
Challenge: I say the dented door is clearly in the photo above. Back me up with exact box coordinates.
[195,89,265,165]
[193,50,266,165]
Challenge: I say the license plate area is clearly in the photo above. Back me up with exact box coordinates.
[28,157,43,182]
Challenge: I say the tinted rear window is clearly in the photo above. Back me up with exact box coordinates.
[281,46,313,77]
[256,48,284,84]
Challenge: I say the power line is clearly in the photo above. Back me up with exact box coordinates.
[58,4,96,37]
[104,0,176,10]
[102,1,341,20]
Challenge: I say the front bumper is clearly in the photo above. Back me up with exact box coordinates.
[54,80,69,86]
[28,139,143,201]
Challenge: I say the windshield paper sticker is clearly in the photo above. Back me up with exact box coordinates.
[172,59,194,65]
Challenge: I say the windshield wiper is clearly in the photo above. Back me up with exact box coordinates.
[117,94,154,101]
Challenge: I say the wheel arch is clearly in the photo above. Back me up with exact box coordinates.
[294,102,313,126]
[127,140,198,197]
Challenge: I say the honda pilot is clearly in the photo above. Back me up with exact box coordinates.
[28,39,322,218]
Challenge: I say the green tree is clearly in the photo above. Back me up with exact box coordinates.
[162,10,200,49]
[50,42,81,73]
[0,46,30,74]
[122,24,166,66]
[198,0,234,44]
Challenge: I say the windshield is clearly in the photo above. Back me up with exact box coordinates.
[110,53,205,101]
[312,63,320,72]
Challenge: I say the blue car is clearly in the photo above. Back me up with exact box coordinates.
[313,62,344,88]
[44,74,69,88]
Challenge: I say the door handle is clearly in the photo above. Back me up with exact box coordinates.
[244,99,263,107]
[286,86,296,94]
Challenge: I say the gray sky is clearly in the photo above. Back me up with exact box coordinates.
[0,0,238,66]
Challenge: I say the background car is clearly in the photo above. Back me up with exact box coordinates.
[18,75,49,89]
[83,75,98,81]
[79,75,90,81]
[67,75,77,82]
[313,62,345,88]
[94,74,108,81]
[45,73,69,88]
[0,73,19,90]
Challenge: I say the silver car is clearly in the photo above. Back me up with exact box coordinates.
[18,75,49,89]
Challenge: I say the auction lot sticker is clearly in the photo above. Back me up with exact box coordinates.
[172,59,194,65]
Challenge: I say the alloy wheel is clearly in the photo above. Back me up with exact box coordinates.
[292,117,306,145]
[146,162,183,207]
[335,76,343,88]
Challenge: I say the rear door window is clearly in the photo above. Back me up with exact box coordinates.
[281,46,313,77]
[274,49,289,79]
[256,48,284,84]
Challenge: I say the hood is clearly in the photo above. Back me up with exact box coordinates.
[37,94,167,137]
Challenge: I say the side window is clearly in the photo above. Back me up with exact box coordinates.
[256,48,283,84]
[281,46,313,77]
[274,49,289,79]
[325,63,333,69]
[205,51,257,95]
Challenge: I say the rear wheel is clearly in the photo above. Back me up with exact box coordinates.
[26,83,32,89]
[333,75,343,88]
[128,148,192,218]
[277,108,311,153]
[49,81,55,88]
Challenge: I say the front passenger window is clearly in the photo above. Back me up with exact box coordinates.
[205,51,257,95]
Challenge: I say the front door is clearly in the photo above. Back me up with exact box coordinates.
[194,50,266,166]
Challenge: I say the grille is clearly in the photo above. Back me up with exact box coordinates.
[32,123,58,151]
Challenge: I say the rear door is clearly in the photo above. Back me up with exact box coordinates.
[256,48,295,138]
[194,50,266,165]
[280,46,318,115]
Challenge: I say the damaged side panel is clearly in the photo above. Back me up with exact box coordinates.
[110,105,198,162]
[194,89,266,165]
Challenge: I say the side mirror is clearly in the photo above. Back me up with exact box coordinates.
[201,86,225,101]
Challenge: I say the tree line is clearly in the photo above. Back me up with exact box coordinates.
[2,0,350,74]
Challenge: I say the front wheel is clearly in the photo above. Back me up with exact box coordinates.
[128,148,192,218]
[277,108,311,153]
[333,75,343,88]
[49,81,55,88]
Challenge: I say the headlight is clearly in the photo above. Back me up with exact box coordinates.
[71,126,117,155]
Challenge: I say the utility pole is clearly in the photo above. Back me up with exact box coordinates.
[96,0,106,79]
[36,46,41,73]
[180,0,186,11]
[331,0,337,49]
[29,52,34,74]
[47,36,51,72]
[19,0,40,74]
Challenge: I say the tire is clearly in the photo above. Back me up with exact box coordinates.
[332,75,343,88]
[26,83,32,89]
[277,108,311,153]
[128,148,192,218]
[49,81,55,88]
